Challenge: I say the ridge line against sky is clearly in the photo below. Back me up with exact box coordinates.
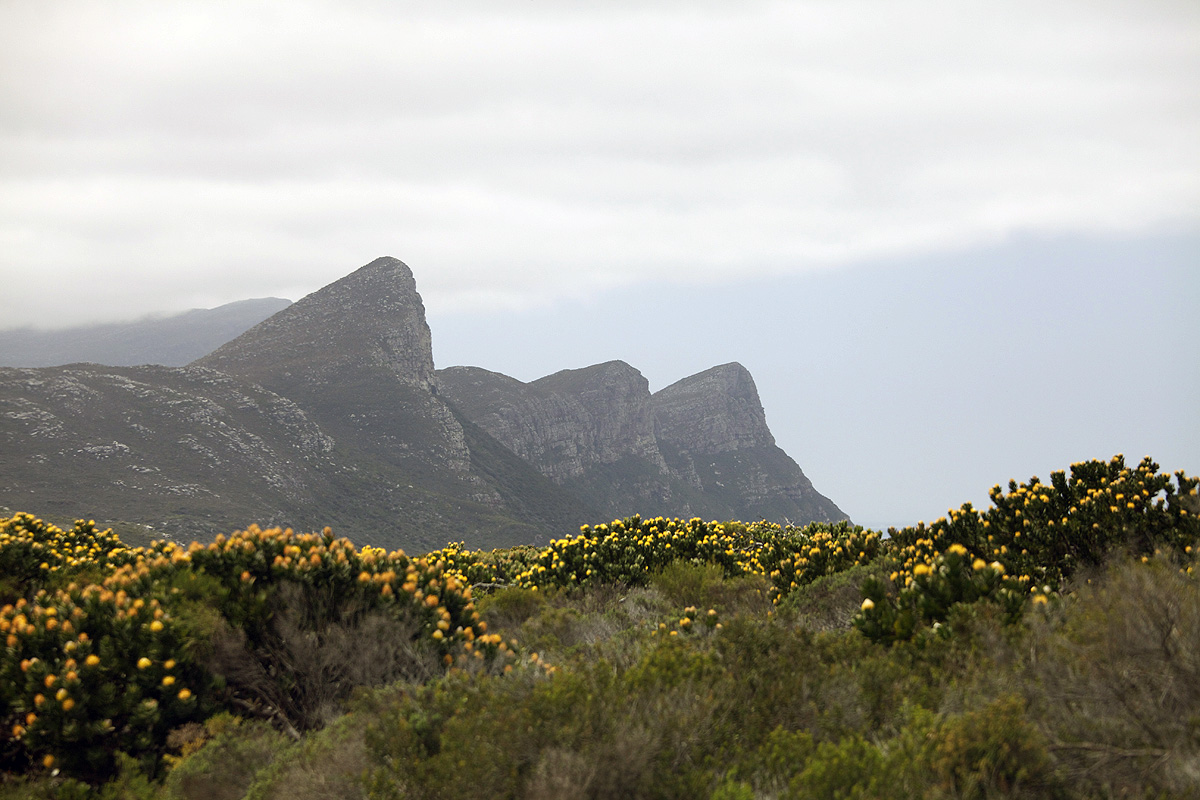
[1,0,1197,327]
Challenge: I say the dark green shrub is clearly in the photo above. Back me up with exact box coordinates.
[855,544,1026,645]
[475,586,547,630]
[785,735,887,800]
[929,695,1062,799]
[161,717,289,800]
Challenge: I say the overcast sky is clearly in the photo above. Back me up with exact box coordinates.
[1,1,1197,528]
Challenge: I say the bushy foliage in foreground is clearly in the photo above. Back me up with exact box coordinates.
[0,519,515,781]
[0,454,1197,798]
[856,454,1199,644]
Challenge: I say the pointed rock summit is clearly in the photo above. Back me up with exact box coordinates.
[192,257,590,548]
[651,363,774,455]
[649,363,846,523]
[197,257,434,393]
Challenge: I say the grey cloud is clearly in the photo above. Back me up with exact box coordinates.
[0,0,1197,327]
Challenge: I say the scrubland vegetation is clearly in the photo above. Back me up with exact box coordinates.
[1,454,1198,798]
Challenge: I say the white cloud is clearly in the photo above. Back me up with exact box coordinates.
[0,0,1197,326]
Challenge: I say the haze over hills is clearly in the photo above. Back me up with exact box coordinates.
[0,257,845,550]
[0,298,292,368]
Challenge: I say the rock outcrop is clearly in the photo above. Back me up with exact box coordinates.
[652,364,846,524]
[437,360,848,524]
[193,257,588,546]
[437,362,677,517]
[197,257,435,392]
[436,361,668,481]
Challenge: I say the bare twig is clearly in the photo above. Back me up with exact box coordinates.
[1048,742,1167,760]
[229,696,302,742]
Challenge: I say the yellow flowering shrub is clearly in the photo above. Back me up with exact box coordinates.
[424,516,883,605]
[887,455,1199,590]
[0,515,133,602]
[0,522,516,780]
[0,581,206,778]
[857,455,1200,645]
[854,543,1026,645]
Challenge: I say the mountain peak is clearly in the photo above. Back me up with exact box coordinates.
[195,257,434,392]
[652,362,772,454]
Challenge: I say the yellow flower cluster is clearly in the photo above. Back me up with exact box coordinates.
[0,514,131,579]
[650,605,722,638]
[420,517,882,605]
[0,518,509,775]
[0,575,193,772]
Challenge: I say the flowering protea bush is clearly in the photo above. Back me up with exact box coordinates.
[752,521,882,603]
[858,456,1200,645]
[0,522,518,780]
[510,516,759,591]
[886,455,1199,589]
[0,582,209,779]
[431,516,882,606]
[854,543,1028,645]
[0,515,133,602]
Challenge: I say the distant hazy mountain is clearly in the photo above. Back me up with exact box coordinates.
[0,298,292,367]
[0,257,844,550]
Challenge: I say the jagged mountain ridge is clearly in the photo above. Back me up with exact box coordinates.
[435,361,678,519]
[1,257,845,549]
[193,257,594,547]
[436,360,846,525]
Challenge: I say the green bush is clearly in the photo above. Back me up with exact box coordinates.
[855,543,1026,645]
[1024,552,1200,797]
[160,717,289,800]
[929,696,1062,799]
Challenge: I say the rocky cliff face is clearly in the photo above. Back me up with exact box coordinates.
[652,363,774,456]
[437,362,678,519]
[437,361,668,482]
[197,257,470,475]
[651,364,846,524]
[198,257,436,392]
[193,257,588,546]
[438,360,847,524]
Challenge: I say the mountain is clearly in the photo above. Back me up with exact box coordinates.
[435,361,677,517]
[1,257,844,550]
[0,298,292,368]
[651,364,846,523]
[191,256,594,548]
[435,361,847,524]
[0,364,340,541]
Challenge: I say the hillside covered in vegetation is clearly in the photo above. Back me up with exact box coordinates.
[1,454,1197,799]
